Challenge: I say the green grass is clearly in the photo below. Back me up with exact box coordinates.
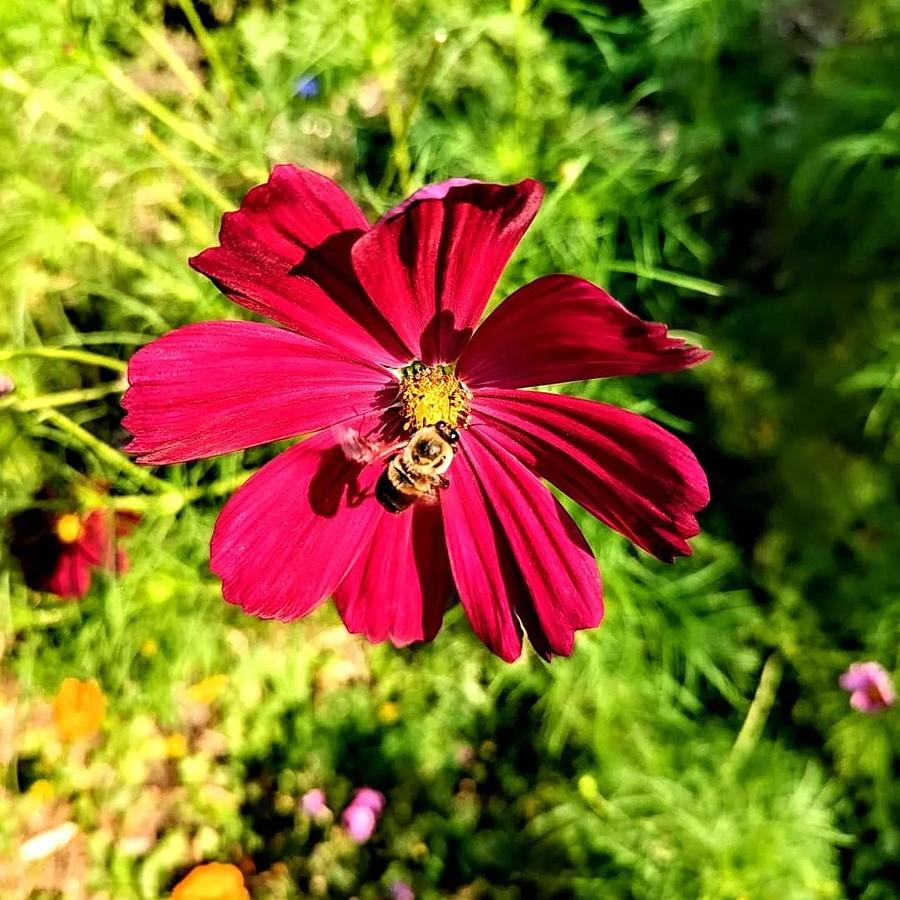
[1,0,899,897]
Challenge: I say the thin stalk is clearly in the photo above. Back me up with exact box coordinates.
[0,381,125,413]
[37,409,169,493]
[108,472,253,513]
[93,56,223,158]
[132,17,218,116]
[380,31,448,194]
[604,260,725,297]
[728,654,783,767]
[70,214,198,301]
[180,471,253,501]
[0,68,81,129]
[0,347,127,373]
[175,0,235,103]
[140,123,233,212]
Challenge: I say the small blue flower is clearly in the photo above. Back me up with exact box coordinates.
[293,75,320,99]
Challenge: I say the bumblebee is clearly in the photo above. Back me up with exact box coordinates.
[375,421,460,513]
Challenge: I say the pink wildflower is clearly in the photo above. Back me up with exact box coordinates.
[840,661,895,713]
[348,787,385,814]
[123,166,710,661]
[343,804,377,843]
[300,788,329,817]
[341,788,385,843]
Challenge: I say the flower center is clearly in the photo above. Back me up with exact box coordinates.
[55,513,84,544]
[398,362,470,431]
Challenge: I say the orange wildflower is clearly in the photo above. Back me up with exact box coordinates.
[171,862,250,900]
[52,677,106,741]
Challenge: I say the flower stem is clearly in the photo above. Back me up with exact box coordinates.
[131,16,218,115]
[92,55,223,158]
[0,382,125,413]
[0,347,127,373]
[37,409,169,493]
[108,472,253,513]
[604,261,725,297]
[179,471,253,502]
[382,30,448,195]
[175,0,235,103]
[728,653,783,767]
[139,123,234,212]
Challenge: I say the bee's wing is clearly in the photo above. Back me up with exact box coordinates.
[335,426,384,465]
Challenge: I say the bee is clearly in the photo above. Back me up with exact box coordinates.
[375,421,460,513]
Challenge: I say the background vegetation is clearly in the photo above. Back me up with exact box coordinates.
[1,0,898,897]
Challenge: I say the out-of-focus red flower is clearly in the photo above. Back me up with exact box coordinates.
[840,661,895,713]
[9,498,138,599]
[170,862,250,900]
[52,677,106,741]
[124,166,711,661]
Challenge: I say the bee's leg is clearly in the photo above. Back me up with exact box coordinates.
[436,474,450,490]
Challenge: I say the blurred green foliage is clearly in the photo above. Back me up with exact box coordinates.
[1,0,898,897]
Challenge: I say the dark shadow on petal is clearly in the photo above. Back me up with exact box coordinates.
[308,445,363,517]
[420,309,473,366]
[291,231,410,362]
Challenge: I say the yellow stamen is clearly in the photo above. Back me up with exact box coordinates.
[398,362,470,430]
[54,513,84,544]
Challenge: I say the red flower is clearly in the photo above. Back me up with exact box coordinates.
[9,502,137,599]
[123,167,710,661]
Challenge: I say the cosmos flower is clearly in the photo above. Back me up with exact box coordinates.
[123,166,710,661]
[342,788,385,843]
[170,862,250,900]
[839,661,896,713]
[9,499,138,599]
[52,677,107,741]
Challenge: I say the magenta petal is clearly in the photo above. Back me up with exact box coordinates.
[457,275,711,389]
[190,165,410,365]
[75,511,111,568]
[334,505,450,646]
[473,390,709,561]
[442,432,602,661]
[210,431,384,620]
[123,321,395,464]
[440,446,523,662]
[45,546,92,599]
[465,432,602,659]
[351,179,544,365]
